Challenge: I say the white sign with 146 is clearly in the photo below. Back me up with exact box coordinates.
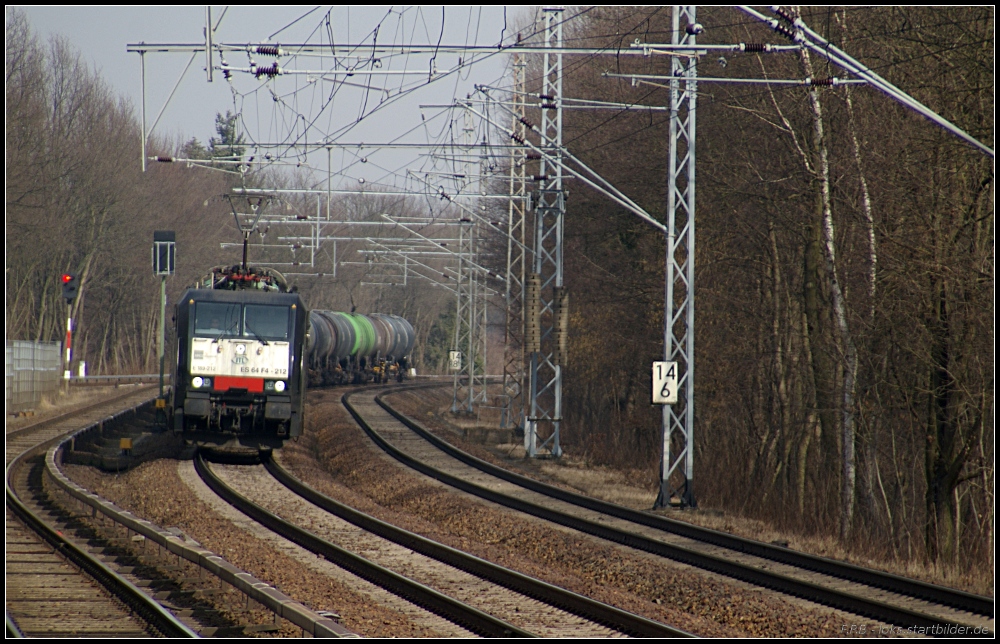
[652,361,678,405]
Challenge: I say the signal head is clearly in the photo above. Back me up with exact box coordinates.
[61,272,79,303]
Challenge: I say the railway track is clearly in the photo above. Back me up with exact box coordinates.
[9,387,352,638]
[341,385,994,638]
[196,447,689,637]
[5,387,197,638]
[5,387,160,469]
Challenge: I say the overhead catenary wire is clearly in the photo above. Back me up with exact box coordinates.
[463,94,667,234]
[150,7,686,176]
[141,7,990,193]
[737,5,993,157]
[188,11,684,184]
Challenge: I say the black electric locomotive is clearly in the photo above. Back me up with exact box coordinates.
[171,265,308,438]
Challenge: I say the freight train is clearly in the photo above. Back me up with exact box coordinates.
[171,264,414,439]
[307,310,415,386]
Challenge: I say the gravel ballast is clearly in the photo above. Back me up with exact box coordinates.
[62,386,876,638]
[277,392,857,638]
[65,459,456,638]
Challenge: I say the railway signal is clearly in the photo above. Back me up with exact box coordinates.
[60,272,79,391]
[153,231,176,402]
[61,273,78,303]
[152,230,176,275]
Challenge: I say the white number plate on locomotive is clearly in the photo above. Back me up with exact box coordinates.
[190,338,290,377]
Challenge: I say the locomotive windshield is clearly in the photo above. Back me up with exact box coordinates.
[194,302,241,337]
[243,304,290,341]
[193,302,290,340]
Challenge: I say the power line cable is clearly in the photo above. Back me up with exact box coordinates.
[268,6,322,41]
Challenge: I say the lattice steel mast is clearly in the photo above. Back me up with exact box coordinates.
[503,53,528,430]
[452,110,488,412]
[525,7,565,458]
[656,7,698,509]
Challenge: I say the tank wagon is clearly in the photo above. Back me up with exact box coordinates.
[307,311,415,385]
[172,265,309,438]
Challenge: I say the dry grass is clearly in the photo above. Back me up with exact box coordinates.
[6,386,129,433]
[665,509,995,598]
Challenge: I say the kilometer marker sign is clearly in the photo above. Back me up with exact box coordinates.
[652,361,678,405]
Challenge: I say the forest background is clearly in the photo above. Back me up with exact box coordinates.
[6,7,993,583]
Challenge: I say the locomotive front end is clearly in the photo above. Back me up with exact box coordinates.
[174,289,306,437]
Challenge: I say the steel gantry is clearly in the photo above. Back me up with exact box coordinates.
[450,216,487,413]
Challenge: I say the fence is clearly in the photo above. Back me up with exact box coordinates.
[5,341,61,414]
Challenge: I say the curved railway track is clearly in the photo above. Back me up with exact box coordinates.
[5,387,197,638]
[15,381,988,637]
[196,447,689,637]
[341,384,994,638]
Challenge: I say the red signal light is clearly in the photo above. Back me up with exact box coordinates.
[61,272,79,302]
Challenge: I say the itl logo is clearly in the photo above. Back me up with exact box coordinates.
[232,356,248,364]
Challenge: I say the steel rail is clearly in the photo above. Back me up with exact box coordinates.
[375,388,994,619]
[5,611,25,638]
[48,439,355,637]
[5,393,197,638]
[6,385,157,446]
[5,484,198,638]
[263,450,691,638]
[194,452,534,638]
[71,375,168,386]
[340,389,992,635]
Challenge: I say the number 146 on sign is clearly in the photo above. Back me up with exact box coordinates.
[652,361,678,405]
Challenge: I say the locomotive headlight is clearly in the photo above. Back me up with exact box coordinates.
[274,380,286,392]
[236,344,246,355]
[192,376,204,388]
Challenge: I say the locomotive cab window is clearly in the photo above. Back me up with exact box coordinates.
[243,304,290,341]
[194,302,241,336]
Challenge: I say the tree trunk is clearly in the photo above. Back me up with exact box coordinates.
[924,276,957,563]
[803,205,839,490]
[800,44,858,539]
